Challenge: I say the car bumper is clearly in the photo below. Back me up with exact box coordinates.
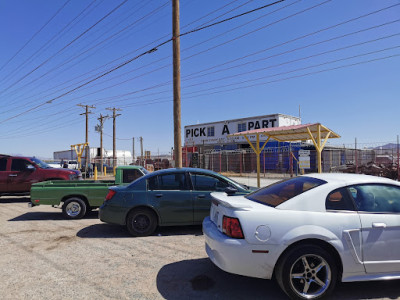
[99,203,128,225]
[203,216,279,280]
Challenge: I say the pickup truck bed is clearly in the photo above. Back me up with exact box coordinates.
[29,165,148,219]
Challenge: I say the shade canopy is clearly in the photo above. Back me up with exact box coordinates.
[229,123,340,142]
[228,123,341,187]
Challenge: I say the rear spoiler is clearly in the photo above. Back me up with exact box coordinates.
[210,192,252,209]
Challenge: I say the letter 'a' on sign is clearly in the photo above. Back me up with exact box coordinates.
[222,125,230,135]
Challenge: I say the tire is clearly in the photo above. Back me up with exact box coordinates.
[276,244,338,300]
[126,208,157,237]
[62,197,87,219]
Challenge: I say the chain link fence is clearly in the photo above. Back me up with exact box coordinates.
[80,145,399,180]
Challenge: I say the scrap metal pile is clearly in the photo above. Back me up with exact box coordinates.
[331,161,399,180]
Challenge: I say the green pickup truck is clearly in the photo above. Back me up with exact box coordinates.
[30,165,148,219]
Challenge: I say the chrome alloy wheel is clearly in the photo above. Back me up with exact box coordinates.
[289,254,331,299]
[65,201,81,217]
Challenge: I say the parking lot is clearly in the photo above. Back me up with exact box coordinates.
[0,177,399,300]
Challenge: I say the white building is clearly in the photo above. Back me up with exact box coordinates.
[54,147,133,166]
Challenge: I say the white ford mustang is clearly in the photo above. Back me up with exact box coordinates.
[203,173,400,299]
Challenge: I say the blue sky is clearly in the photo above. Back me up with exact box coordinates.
[0,0,399,158]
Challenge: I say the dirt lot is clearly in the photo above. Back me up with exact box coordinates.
[1,196,400,300]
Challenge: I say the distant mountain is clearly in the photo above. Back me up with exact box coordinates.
[373,143,398,150]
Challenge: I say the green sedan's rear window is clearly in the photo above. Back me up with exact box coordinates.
[246,176,326,207]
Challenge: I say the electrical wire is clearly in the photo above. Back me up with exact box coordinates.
[0,0,71,73]
[0,0,128,96]
[0,0,99,85]
[0,0,287,124]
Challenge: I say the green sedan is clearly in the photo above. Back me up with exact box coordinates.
[99,167,253,236]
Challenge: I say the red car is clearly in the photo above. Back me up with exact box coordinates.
[0,154,82,196]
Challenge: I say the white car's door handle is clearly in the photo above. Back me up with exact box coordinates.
[372,222,386,228]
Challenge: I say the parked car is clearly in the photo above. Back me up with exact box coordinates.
[0,154,81,196]
[203,173,400,299]
[30,166,148,219]
[47,160,78,169]
[99,168,254,236]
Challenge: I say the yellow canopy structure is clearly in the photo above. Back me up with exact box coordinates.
[228,123,340,187]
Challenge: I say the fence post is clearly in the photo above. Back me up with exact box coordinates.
[219,150,222,173]
[355,138,358,174]
[263,150,266,177]
[240,152,242,175]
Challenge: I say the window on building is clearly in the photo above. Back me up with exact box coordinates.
[207,126,215,137]
[237,123,246,132]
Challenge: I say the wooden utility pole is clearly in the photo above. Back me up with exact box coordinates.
[106,107,121,168]
[132,137,135,164]
[97,114,109,175]
[140,137,144,167]
[172,0,182,168]
[78,104,95,176]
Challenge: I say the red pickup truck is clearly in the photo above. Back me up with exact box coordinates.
[0,154,82,196]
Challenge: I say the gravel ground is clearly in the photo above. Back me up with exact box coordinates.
[1,176,399,299]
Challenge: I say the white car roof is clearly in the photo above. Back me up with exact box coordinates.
[303,173,399,186]
[275,173,400,211]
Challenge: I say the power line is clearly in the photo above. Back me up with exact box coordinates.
[0,0,287,124]
[1,0,291,111]
[64,18,400,108]
[0,0,71,73]
[1,0,98,85]
[0,0,128,96]
[179,0,285,38]
[0,1,170,108]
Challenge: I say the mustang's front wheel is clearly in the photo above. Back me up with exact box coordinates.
[276,244,338,299]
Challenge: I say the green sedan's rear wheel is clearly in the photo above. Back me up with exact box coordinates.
[62,197,87,219]
[126,208,157,237]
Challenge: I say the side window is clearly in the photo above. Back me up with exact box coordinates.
[0,158,7,171]
[148,176,158,190]
[348,184,400,213]
[11,159,32,171]
[148,173,188,191]
[191,174,229,191]
[326,188,355,211]
[122,169,143,183]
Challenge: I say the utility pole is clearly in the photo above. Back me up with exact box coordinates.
[397,135,399,181]
[97,114,109,175]
[172,0,182,168]
[78,104,95,177]
[132,137,135,164]
[140,137,144,167]
[106,107,121,168]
